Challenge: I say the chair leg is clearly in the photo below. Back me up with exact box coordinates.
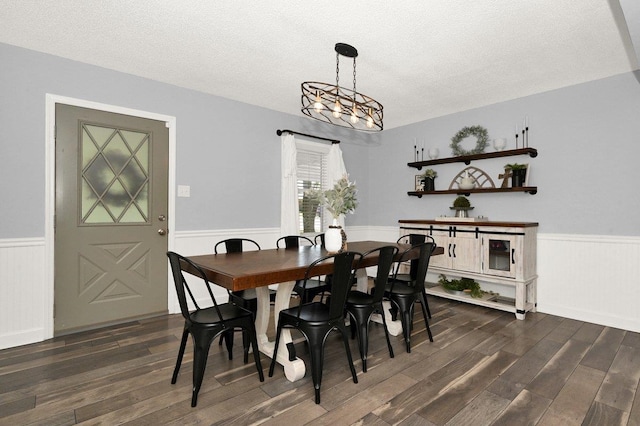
[242,329,249,364]
[307,333,325,404]
[418,292,434,342]
[172,327,189,384]
[348,308,371,373]
[422,289,432,319]
[391,296,414,353]
[191,333,214,407]
[378,303,395,360]
[337,324,359,385]
[401,307,413,353]
[357,319,370,373]
[224,328,234,360]
[246,322,264,382]
[268,322,284,377]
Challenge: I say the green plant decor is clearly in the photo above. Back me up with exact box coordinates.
[322,175,358,220]
[422,169,437,179]
[438,274,483,298]
[453,196,471,208]
[505,163,527,171]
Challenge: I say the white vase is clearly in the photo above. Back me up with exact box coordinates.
[325,218,344,253]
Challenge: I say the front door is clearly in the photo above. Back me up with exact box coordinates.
[54,104,169,334]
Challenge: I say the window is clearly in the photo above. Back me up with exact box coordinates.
[295,139,330,234]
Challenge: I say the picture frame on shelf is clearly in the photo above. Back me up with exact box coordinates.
[415,175,425,191]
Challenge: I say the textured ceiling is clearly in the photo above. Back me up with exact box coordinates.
[1,0,638,130]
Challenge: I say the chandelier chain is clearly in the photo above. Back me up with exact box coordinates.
[353,57,357,94]
[335,52,340,86]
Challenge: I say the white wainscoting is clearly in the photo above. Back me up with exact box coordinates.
[537,233,640,333]
[0,238,46,350]
[3,228,636,350]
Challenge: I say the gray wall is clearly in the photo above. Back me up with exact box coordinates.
[0,42,374,238]
[2,42,640,238]
[374,71,640,235]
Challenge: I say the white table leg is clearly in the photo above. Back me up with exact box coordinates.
[355,268,368,292]
[255,282,305,382]
[370,300,404,336]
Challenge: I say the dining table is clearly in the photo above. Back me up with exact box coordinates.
[183,240,443,382]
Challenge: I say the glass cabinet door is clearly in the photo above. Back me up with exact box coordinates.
[483,235,518,278]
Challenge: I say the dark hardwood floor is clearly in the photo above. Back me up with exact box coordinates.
[1,296,640,425]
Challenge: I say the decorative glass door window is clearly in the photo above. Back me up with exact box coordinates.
[483,236,518,278]
[80,123,150,224]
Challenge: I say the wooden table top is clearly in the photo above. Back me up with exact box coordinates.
[184,240,443,291]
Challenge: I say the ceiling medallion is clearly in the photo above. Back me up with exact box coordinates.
[301,43,383,132]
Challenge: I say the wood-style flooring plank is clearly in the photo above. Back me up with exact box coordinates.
[526,338,592,400]
[537,364,606,426]
[416,350,519,424]
[490,389,552,426]
[580,327,627,372]
[594,344,640,412]
[443,390,510,426]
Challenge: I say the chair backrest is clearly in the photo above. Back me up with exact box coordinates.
[214,238,260,254]
[392,242,435,294]
[167,251,223,322]
[359,245,399,302]
[276,235,314,249]
[397,233,427,245]
[296,251,361,320]
[314,233,325,247]
[397,234,436,279]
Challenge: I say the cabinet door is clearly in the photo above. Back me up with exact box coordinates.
[482,235,518,278]
[450,228,481,273]
[428,228,451,269]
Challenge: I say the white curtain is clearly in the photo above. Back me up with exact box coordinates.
[326,143,348,228]
[280,133,299,236]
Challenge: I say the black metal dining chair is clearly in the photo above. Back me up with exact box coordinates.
[395,234,436,318]
[167,251,264,407]
[345,245,398,372]
[385,241,436,353]
[214,238,271,353]
[268,251,361,404]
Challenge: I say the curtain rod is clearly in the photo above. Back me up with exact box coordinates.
[276,129,340,144]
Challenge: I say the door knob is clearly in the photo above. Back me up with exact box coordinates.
[158,229,168,236]
[158,215,167,221]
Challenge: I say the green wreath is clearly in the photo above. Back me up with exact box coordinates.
[450,125,489,156]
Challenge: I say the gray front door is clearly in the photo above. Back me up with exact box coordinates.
[54,104,169,334]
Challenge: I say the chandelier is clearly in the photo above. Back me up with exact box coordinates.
[301,43,383,132]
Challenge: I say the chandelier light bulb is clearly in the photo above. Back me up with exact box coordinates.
[332,99,342,118]
[350,106,359,124]
[366,109,374,128]
[313,91,323,113]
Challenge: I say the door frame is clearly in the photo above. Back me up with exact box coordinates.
[44,94,177,340]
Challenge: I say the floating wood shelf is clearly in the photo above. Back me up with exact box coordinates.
[408,187,538,197]
[408,147,537,170]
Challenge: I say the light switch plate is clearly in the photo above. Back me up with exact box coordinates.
[177,185,190,197]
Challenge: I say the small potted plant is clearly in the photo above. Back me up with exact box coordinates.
[422,169,437,192]
[505,163,527,187]
[438,274,483,298]
[451,195,473,218]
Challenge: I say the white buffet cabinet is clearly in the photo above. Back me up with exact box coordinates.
[399,219,538,319]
